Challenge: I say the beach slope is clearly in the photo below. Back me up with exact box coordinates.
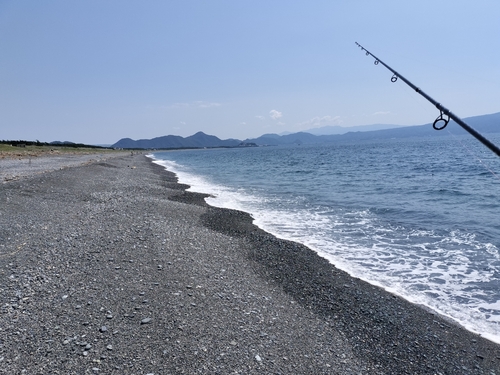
[1,154,499,374]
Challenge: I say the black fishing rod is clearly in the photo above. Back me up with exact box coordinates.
[355,42,500,158]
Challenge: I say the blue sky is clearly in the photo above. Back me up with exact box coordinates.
[1,1,499,144]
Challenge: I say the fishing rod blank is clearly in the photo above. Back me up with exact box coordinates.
[355,42,500,158]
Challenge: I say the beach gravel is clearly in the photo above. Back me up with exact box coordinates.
[1,154,499,374]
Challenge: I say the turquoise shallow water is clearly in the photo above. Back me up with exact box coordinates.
[151,133,500,342]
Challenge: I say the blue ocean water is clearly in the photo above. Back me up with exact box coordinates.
[151,133,500,343]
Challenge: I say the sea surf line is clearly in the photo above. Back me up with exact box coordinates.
[148,137,500,343]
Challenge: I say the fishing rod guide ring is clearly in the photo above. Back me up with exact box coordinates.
[433,111,450,130]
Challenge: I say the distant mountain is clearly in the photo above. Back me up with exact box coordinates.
[244,112,500,145]
[305,124,403,136]
[112,112,500,149]
[112,131,241,149]
[244,132,322,146]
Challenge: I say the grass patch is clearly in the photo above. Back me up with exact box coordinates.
[0,144,122,158]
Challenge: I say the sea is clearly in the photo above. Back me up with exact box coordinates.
[150,133,500,343]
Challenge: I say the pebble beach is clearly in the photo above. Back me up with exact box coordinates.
[1,154,500,374]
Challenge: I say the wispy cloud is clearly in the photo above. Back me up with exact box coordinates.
[372,111,391,116]
[298,115,342,128]
[269,109,282,120]
[255,115,265,120]
[196,101,221,108]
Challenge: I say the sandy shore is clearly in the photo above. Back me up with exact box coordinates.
[1,154,499,374]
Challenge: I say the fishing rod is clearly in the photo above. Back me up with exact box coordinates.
[355,42,500,158]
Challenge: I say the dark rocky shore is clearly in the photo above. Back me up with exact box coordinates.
[1,154,499,374]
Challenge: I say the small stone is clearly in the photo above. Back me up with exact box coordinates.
[230,341,237,346]
[255,355,262,362]
[141,318,152,324]
[62,295,68,299]
[63,340,70,345]
[106,314,113,319]
[157,265,163,270]
[106,345,113,350]
[85,344,92,349]
[83,351,88,356]
[100,326,108,333]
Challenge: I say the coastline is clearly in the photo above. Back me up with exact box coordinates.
[0,152,130,183]
[1,154,499,374]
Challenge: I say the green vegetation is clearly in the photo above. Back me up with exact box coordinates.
[0,140,120,158]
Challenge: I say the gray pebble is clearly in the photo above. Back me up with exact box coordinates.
[141,318,152,324]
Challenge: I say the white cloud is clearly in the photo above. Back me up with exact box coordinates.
[269,109,282,120]
[372,111,391,116]
[255,115,265,120]
[299,115,342,128]
[197,101,221,108]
